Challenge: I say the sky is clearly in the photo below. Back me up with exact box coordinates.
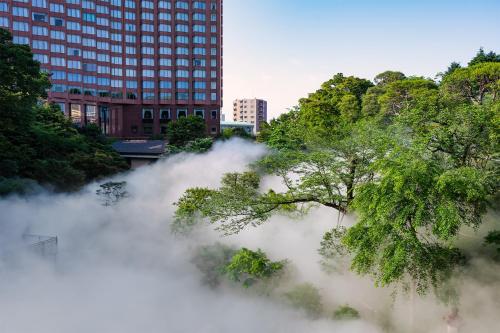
[221,0,500,120]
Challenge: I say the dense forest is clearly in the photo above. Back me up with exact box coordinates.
[0,29,128,195]
[175,49,500,297]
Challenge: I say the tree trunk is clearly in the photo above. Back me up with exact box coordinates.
[345,159,358,206]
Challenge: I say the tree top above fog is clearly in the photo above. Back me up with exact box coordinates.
[174,51,499,296]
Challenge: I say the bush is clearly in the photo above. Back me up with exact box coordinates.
[166,116,207,147]
[0,177,40,196]
[223,248,286,288]
[284,283,324,318]
[191,243,238,288]
[220,127,254,140]
[333,305,360,320]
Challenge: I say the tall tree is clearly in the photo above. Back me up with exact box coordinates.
[0,28,50,134]
[468,48,500,66]
[0,28,128,193]
[174,65,499,295]
[166,115,207,147]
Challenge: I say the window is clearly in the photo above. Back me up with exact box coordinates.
[194,109,204,118]
[51,70,66,80]
[176,1,188,10]
[193,13,206,21]
[13,21,29,31]
[50,3,64,13]
[32,40,48,50]
[193,70,206,78]
[69,104,82,125]
[85,105,97,124]
[177,109,187,118]
[193,81,206,89]
[160,81,172,89]
[176,81,188,89]
[193,93,206,101]
[33,54,48,64]
[32,26,48,36]
[176,92,189,100]
[13,7,29,17]
[50,17,64,26]
[32,12,47,22]
[142,80,154,89]
[193,2,206,10]
[176,70,189,78]
[160,109,171,120]
[13,36,29,44]
[142,108,153,120]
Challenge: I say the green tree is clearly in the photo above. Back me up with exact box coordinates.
[174,63,499,296]
[333,305,360,320]
[166,115,207,147]
[468,48,500,66]
[222,248,286,288]
[284,283,324,319]
[0,29,129,194]
[374,71,406,86]
[191,243,238,288]
[485,231,500,258]
[220,127,253,140]
[441,62,462,78]
[441,62,500,105]
[0,28,50,134]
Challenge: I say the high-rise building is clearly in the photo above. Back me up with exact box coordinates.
[232,98,267,133]
[0,0,223,138]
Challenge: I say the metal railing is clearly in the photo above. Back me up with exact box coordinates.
[22,234,58,259]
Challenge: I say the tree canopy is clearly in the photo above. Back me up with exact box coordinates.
[174,52,499,295]
[0,28,128,194]
[166,115,208,147]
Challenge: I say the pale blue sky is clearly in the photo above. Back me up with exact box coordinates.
[221,0,500,119]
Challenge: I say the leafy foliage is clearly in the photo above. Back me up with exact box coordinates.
[485,231,500,257]
[0,29,128,194]
[441,62,500,105]
[191,243,238,288]
[220,127,254,140]
[167,137,214,154]
[223,248,286,288]
[175,51,500,296]
[284,283,324,318]
[174,171,307,234]
[468,48,500,66]
[333,305,360,320]
[166,115,208,147]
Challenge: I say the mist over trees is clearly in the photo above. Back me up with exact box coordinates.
[175,49,500,297]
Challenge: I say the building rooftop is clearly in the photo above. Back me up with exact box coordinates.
[220,121,254,127]
[112,140,166,156]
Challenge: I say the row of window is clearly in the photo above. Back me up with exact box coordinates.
[24,32,216,47]
[39,57,218,77]
[9,6,217,22]
[50,72,217,88]
[50,85,218,101]
[5,1,218,12]
[142,108,218,120]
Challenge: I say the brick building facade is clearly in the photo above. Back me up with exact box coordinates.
[0,0,223,138]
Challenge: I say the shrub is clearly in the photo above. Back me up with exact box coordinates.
[333,305,360,320]
[284,283,323,318]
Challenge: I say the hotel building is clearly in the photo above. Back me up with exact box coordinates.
[232,98,267,133]
[0,0,223,137]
